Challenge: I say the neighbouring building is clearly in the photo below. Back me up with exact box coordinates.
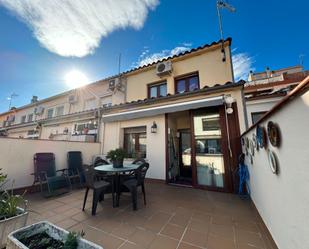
[244,65,309,126]
[0,38,247,192]
[0,79,125,141]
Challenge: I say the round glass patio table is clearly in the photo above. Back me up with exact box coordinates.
[94,163,139,207]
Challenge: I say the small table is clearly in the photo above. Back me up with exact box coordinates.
[95,164,139,207]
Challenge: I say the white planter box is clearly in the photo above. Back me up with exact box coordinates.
[7,221,103,249]
[0,207,28,249]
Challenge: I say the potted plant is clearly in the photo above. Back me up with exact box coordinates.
[0,168,28,249]
[106,148,127,168]
[7,221,102,249]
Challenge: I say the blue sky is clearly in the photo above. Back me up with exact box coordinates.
[0,0,308,112]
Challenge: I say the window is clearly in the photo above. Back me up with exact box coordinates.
[73,121,97,134]
[55,106,64,116]
[202,115,221,131]
[101,96,112,108]
[21,115,26,123]
[84,98,96,110]
[148,81,167,98]
[124,126,146,158]
[47,109,54,119]
[27,114,33,122]
[251,112,266,125]
[175,73,199,94]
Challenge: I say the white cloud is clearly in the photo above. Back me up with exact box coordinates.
[232,51,255,81]
[0,0,159,57]
[136,45,191,67]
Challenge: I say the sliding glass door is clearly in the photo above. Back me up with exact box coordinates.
[192,108,226,189]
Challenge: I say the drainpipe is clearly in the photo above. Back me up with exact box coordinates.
[228,45,235,83]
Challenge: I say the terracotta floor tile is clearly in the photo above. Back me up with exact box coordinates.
[207,234,237,249]
[182,228,207,248]
[56,218,79,229]
[235,229,265,248]
[188,219,209,234]
[118,242,144,249]
[25,182,277,249]
[160,223,185,240]
[128,228,156,248]
[111,222,137,239]
[177,242,203,249]
[209,223,234,240]
[143,218,167,233]
[170,214,191,227]
[211,215,234,226]
[148,235,179,249]
[100,234,125,249]
[95,218,122,233]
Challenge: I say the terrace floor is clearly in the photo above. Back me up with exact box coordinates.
[26,182,277,249]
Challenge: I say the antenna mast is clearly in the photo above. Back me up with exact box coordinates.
[216,0,236,61]
[8,93,18,111]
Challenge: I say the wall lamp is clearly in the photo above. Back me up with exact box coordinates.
[151,121,157,133]
[224,95,235,114]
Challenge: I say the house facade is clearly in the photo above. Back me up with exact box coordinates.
[245,65,309,126]
[101,38,246,192]
[0,38,246,192]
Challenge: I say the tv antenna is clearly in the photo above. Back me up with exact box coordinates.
[7,92,18,110]
[299,54,305,67]
[216,0,236,61]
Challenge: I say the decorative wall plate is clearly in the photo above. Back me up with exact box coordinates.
[267,121,281,147]
[252,133,257,149]
[241,137,245,146]
[268,150,279,174]
[249,139,255,156]
[256,125,267,149]
[245,137,249,149]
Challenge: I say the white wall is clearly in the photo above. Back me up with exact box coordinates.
[0,138,100,189]
[242,90,309,249]
[246,97,282,127]
[103,115,166,180]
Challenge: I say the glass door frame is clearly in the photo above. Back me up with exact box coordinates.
[190,106,233,192]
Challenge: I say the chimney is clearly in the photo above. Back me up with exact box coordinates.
[248,70,254,81]
[31,96,38,104]
[266,67,271,78]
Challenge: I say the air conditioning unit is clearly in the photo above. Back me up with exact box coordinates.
[102,103,112,108]
[109,77,123,92]
[156,61,172,76]
[34,106,44,115]
[68,94,78,104]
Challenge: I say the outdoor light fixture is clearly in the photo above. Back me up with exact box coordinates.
[151,121,157,133]
[224,95,235,114]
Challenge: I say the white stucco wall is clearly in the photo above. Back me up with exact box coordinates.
[246,97,282,127]
[103,115,166,180]
[0,138,100,189]
[242,90,309,249]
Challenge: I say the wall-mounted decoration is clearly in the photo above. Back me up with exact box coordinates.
[256,125,267,149]
[249,139,255,156]
[241,137,245,146]
[250,154,253,164]
[245,137,249,149]
[267,121,281,147]
[268,150,279,174]
[252,133,259,151]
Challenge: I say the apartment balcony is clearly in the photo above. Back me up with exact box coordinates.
[25,182,276,249]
